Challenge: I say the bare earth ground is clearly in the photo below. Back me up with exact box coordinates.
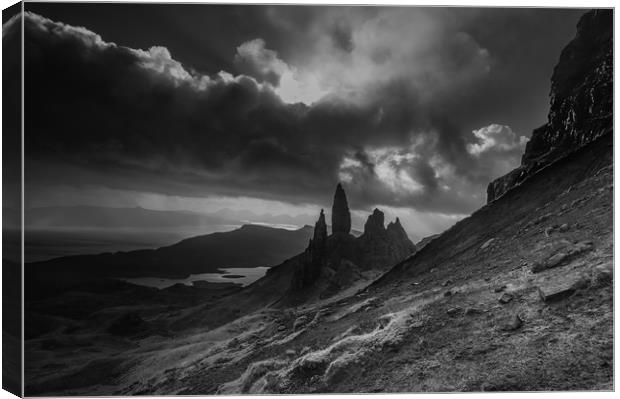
[24,133,613,395]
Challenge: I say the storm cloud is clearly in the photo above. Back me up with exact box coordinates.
[10,6,584,218]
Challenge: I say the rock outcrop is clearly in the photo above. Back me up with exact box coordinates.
[293,210,327,290]
[387,218,417,258]
[363,208,385,236]
[359,211,416,269]
[290,185,416,293]
[487,10,613,202]
[331,183,351,234]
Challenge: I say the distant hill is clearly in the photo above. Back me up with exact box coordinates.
[26,224,314,298]
[415,234,440,251]
[25,206,233,229]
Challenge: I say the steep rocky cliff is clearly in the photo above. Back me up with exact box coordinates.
[487,9,612,202]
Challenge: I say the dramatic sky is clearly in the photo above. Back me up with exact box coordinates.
[5,3,585,240]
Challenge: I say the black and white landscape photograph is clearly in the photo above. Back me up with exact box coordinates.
[1,1,614,395]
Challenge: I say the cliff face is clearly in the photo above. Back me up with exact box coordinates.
[488,10,612,202]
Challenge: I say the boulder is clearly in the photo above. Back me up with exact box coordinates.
[532,240,595,273]
[465,307,483,316]
[591,261,613,286]
[537,275,589,302]
[498,293,514,304]
[493,285,507,293]
[446,307,462,316]
[501,314,523,331]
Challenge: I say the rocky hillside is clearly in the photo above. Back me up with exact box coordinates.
[24,10,612,395]
[487,9,612,202]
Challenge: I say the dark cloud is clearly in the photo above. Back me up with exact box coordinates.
[330,19,355,53]
[233,38,287,85]
[11,7,586,216]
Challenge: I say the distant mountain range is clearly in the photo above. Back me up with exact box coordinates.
[25,206,235,229]
[24,205,364,234]
[24,205,318,231]
[26,224,314,298]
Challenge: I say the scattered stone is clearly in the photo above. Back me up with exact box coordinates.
[498,293,514,304]
[493,285,507,293]
[277,325,286,332]
[591,261,613,286]
[546,252,568,268]
[537,275,589,302]
[501,314,523,331]
[558,223,570,232]
[465,307,483,316]
[534,213,553,225]
[480,238,495,250]
[568,240,594,256]
[409,319,425,328]
[285,349,297,356]
[532,241,594,273]
[544,226,554,237]
[446,307,462,316]
[442,279,453,287]
[427,361,441,370]
[293,316,308,331]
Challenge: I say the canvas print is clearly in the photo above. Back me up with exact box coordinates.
[1,1,613,395]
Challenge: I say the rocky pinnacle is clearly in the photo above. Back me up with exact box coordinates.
[331,183,351,234]
[313,209,328,247]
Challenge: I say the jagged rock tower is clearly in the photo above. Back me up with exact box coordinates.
[293,209,327,290]
[359,210,416,269]
[289,184,416,295]
[310,209,327,260]
[331,183,351,234]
